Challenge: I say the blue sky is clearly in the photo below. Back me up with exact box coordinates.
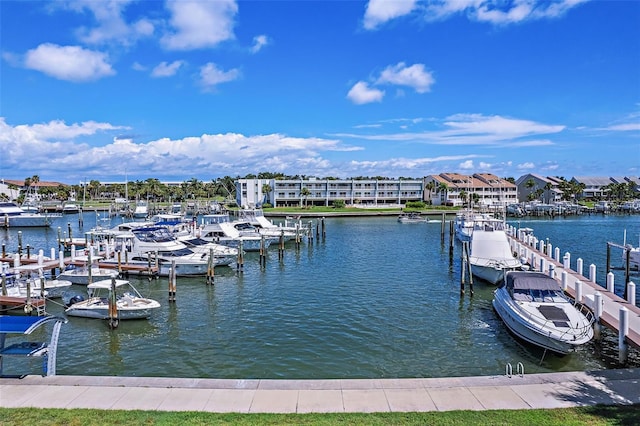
[0,0,638,184]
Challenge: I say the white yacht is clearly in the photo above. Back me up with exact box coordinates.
[237,208,305,241]
[109,225,222,276]
[454,210,495,242]
[133,200,149,219]
[493,271,594,355]
[468,218,523,285]
[0,202,52,227]
[61,199,80,214]
[198,213,276,251]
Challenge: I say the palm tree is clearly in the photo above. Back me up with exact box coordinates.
[300,186,311,208]
[437,182,448,204]
[543,182,553,203]
[425,181,435,205]
[261,184,272,205]
[525,178,536,200]
[459,190,468,208]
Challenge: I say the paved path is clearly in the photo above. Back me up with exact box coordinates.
[1,369,639,413]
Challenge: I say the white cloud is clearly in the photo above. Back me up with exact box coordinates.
[459,160,475,169]
[0,117,128,169]
[23,43,115,82]
[603,123,640,131]
[363,0,589,27]
[517,162,536,170]
[363,0,418,29]
[251,35,269,53]
[0,117,360,180]
[333,114,564,146]
[161,0,238,50]
[151,60,185,77]
[62,0,154,46]
[132,62,146,71]
[347,82,385,105]
[376,62,435,93]
[199,63,240,91]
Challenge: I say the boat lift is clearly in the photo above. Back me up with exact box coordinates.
[0,315,67,377]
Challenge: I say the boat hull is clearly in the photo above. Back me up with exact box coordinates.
[58,268,116,285]
[492,287,593,355]
[65,297,160,320]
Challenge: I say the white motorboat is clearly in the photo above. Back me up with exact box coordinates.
[65,278,160,320]
[624,246,640,270]
[237,208,306,241]
[622,230,639,270]
[198,214,275,251]
[176,235,237,267]
[454,210,495,242]
[57,256,115,285]
[468,219,522,284]
[61,200,80,214]
[133,200,149,219]
[493,271,594,355]
[109,226,218,276]
[397,212,428,223]
[0,202,53,227]
[12,264,72,298]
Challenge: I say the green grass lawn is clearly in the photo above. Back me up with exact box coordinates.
[1,405,638,425]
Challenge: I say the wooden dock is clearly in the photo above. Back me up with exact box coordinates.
[0,296,46,315]
[508,228,640,352]
[0,255,159,277]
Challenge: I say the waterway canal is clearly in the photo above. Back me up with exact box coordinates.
[1,213,638,379]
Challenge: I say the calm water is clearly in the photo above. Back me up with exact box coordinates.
[1,213,638,379]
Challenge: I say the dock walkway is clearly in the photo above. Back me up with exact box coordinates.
[508,230,640,350]
[1,369,639,413]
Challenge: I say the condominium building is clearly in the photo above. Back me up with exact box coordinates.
[424,173,517,207]
[236,178,424,208]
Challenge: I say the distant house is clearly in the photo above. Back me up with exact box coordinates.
[570,176,615,200]
[424,173,517,207]
[0,179,68,201]
[515,174,564,203]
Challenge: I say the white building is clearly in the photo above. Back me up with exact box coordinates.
[236,178,424,208]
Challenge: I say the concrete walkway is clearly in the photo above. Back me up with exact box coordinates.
[1,369,639,413]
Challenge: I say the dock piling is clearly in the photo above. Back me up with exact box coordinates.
[169,260,177,302]
[108,275,119,329]
[619,307,629,364]
[207,248,215,285]
[593,291,603,340]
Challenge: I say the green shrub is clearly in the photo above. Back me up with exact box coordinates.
[332,199,345,209]
[405,201,426,209]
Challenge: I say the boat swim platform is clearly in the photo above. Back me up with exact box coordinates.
[508,233,640,351]
[1,368,638,413]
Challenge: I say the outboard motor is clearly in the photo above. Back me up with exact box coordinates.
[63,293,85,307]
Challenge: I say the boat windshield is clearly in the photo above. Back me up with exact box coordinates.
[513,289,566,303]
[133,227,174,242]
[158,248,194,257]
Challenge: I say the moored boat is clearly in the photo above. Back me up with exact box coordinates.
[493,271,594,355]
[397,212,428,223]
[468,218,523,284]
[64,278,160,320]
[0,202,53,228]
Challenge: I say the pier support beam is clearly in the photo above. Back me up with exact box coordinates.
[589,264,597,284]
[576,258,583,277]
